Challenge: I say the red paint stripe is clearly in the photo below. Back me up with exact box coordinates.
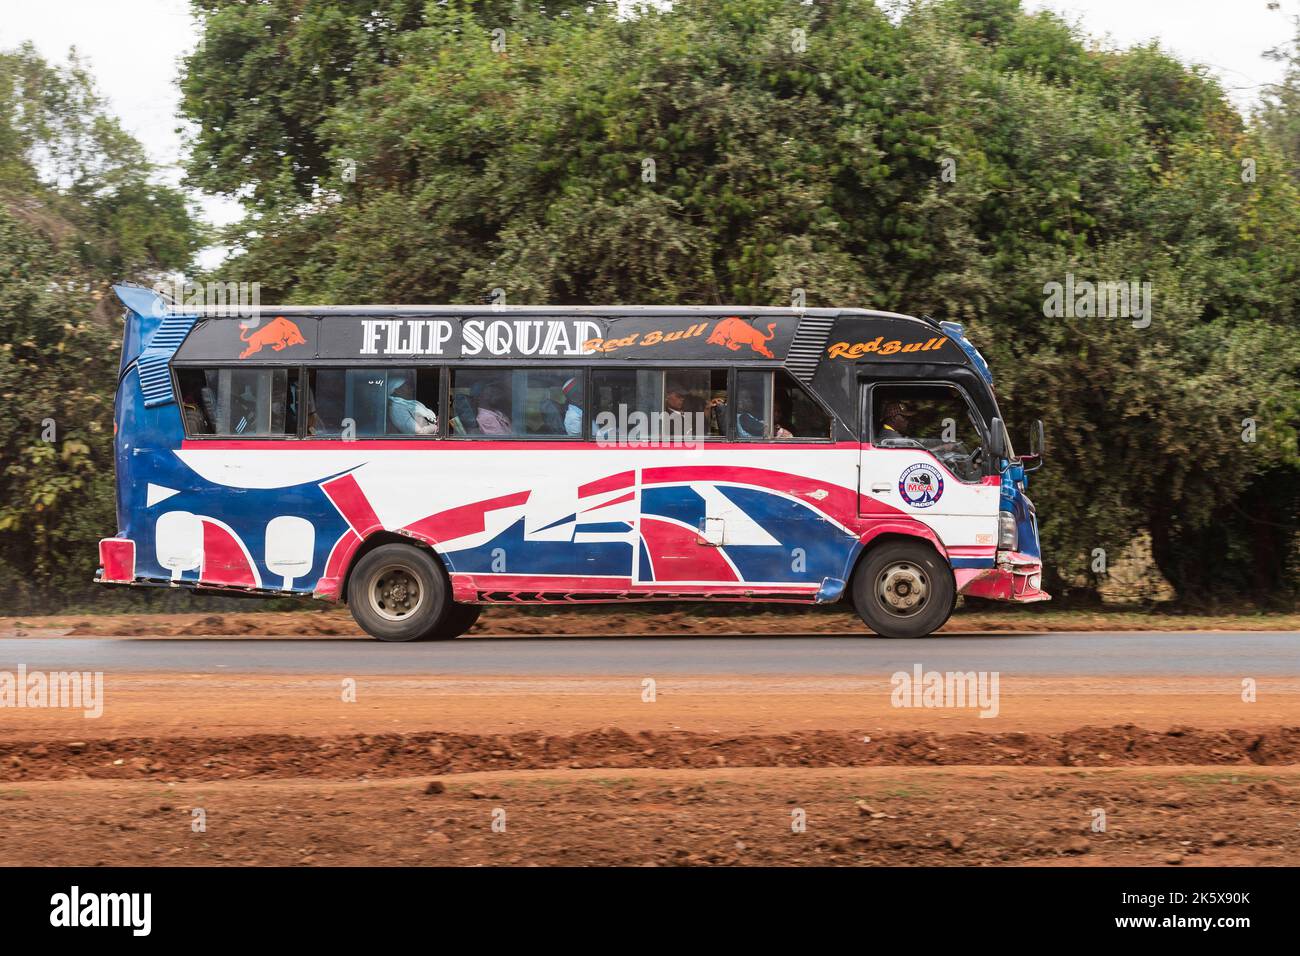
[641,464,890,523]
[199,520,257,587]
[180,439,863,452]
[403,489,531,544]
[455,573,633,591]
[631,581,819,594]
[637,517,739,583]
[324,528,361,579]
[321,473,384,535]
[452,573,820,594]
[578,470,635,497]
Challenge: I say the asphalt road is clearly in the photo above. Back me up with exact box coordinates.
[0,631,1295,676]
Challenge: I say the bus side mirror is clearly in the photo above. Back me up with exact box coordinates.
[1022,419,1045,472]
[988,417,1008,460]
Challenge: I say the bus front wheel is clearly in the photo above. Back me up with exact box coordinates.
[851,541,954,639]
[347,544,449,642]
[435,602,481,640]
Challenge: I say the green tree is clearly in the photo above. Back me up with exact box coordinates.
[0,44,201,610]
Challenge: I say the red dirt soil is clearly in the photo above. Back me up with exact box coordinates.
[4,606,1297,638]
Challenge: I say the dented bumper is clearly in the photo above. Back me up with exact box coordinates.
[958,552,1050,603]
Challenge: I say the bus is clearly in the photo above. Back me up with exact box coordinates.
[97,284,1048,641]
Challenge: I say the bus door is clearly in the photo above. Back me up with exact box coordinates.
[858,380,1001,561]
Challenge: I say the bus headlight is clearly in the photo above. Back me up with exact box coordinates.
[998,512,1018,552]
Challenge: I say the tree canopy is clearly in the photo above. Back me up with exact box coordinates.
[0,43,200,608]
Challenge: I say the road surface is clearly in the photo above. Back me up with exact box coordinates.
[0,631,1294,675]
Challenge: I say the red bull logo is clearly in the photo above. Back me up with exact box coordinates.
[239,316,306,359]
[707,316,777,358]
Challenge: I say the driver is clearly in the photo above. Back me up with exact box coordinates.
[879,400,912,438]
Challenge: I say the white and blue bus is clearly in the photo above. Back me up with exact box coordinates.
[98,284,1048,641]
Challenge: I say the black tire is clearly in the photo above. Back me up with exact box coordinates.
[851,540,954,638]
[347,544,449,642]
[426,601,482,641]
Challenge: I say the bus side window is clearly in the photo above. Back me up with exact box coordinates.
[385,368,439,436]
[872,382,985,482]
[589,369,661,441]
[734,370,831,440]
[450,369,514,437]
[774,369,831,439]
[307,368,439,438]
[176,368,214,435]
[663,369,727,438]
[734,370,773,439]
[175,367,293,437]
[518,369,582,437]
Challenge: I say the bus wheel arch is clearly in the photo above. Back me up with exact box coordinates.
[342,533,476,642]
[848,532,955,639]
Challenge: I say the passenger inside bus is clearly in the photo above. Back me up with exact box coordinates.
[386,375,438,435]
[475,381,513,435]
[772,392,794,439]
[663,372,726,437]
[561,376,582,436]
[178,378,212,435]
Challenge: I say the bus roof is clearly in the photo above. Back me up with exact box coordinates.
[173,304,928,322]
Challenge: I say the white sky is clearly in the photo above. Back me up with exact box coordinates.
[2,0,1297,269]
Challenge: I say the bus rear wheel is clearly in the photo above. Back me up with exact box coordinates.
[347,544,449,642]
[852,541,954,639]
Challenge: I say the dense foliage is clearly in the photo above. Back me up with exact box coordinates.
[0,44,200,610]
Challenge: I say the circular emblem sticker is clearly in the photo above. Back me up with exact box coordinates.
[898,463,944,508]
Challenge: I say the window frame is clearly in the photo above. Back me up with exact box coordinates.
[171,359,841,445]
[171,362,307,440]
[589,364,735,444]
[864,379,995,480]
[731,367,836,444]
[304,364,443,440]
[446,365,588,441]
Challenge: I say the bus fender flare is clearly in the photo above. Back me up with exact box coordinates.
[846,522,950,585]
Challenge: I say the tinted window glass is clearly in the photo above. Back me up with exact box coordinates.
[449,368,582,438]
[176,367,295,437]
[733,370,831,440]
[307,367,439,437]
[590,368,727,442]
[873,383,985,482]
[590,368,661,441]
[663,368,727,438]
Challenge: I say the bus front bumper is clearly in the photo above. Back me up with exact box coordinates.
[957,552,1050,603]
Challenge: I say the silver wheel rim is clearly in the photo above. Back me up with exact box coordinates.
[370,565,423,622]
[876,561,929,618]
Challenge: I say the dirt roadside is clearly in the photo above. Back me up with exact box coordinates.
[0,674,1296,866]
[3,606,1297,638]
[2,766,1296,867]
[0,674,1295,740]
[2,617,1296,867]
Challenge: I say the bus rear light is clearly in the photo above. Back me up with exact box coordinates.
[98,538,136,584]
